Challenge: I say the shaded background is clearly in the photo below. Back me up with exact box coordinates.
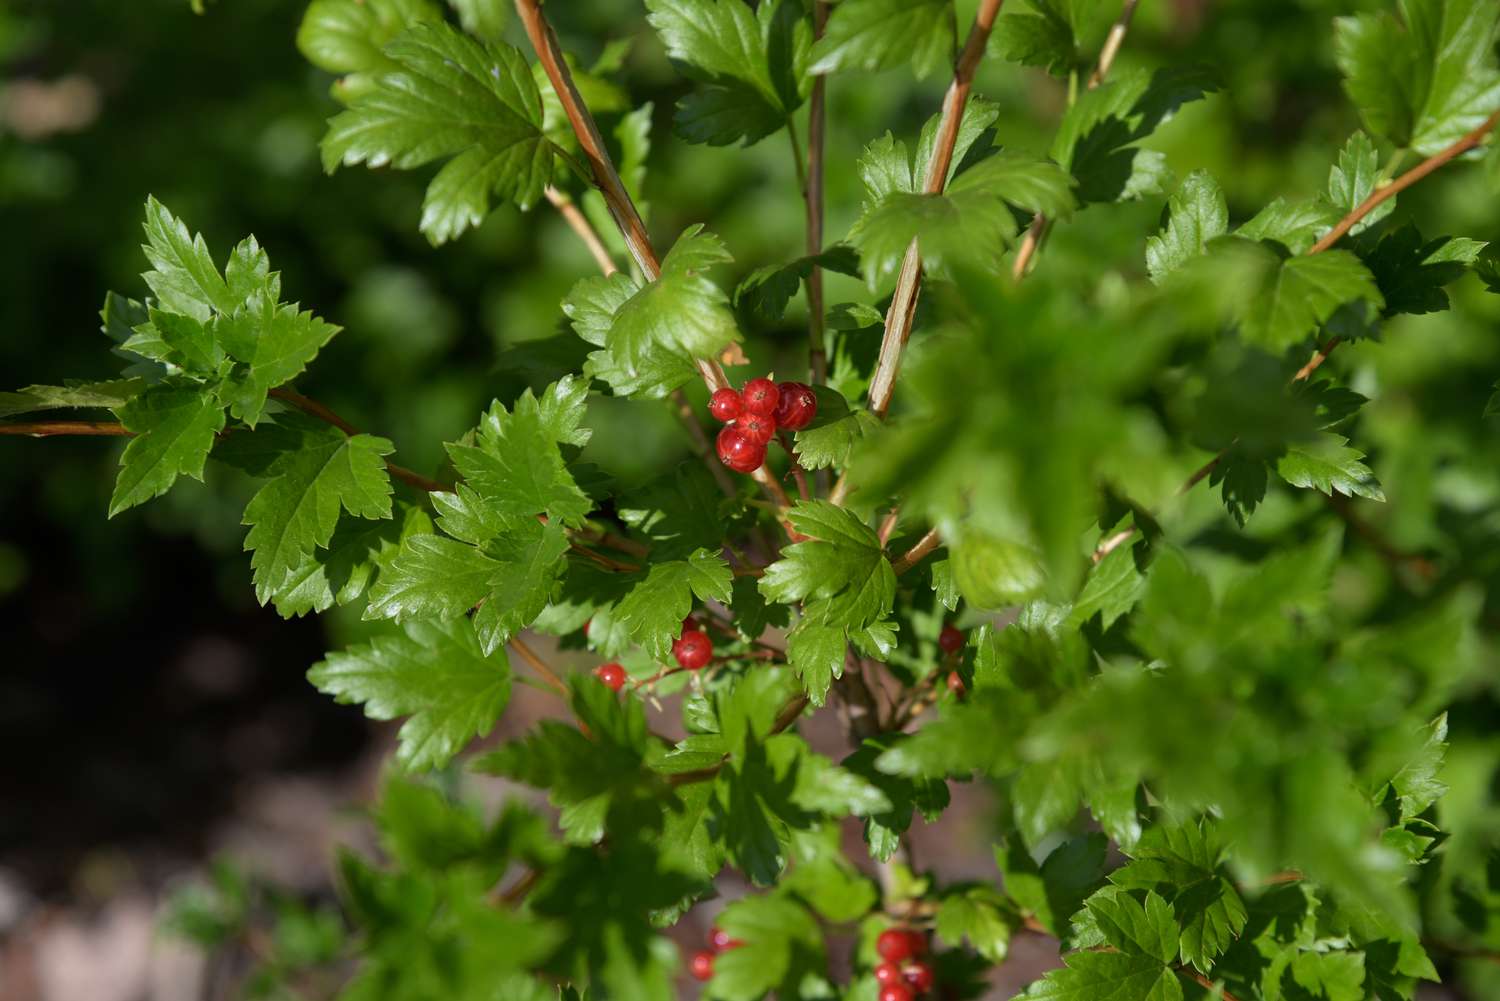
[1,0,1498,997]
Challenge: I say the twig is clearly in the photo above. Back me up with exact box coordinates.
[544,186,618,276]
[1325,493,1437,580]
[509,635,570,698]
[891,527,942,574]
[877,507,901,545]
[864,0,1005,420]
[268,387,448,492]
[0,420,132,436]
[1012,0,1140,279]
[805,0,831,385]
[1091,528,1136,563]
[515,0,794,519]
[778,432,812,501]
[1181,968,1244,1001]
[497,867,542,907]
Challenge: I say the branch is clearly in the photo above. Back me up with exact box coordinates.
[544,186,618,276]
[268,387,449,493]
[805,0,831,384]
[1012,0,1140,279]
[864,0,1005,420]
[0,420,132,436]
[515,0,794,518]
[891,527,942,574]
[509,635,570,698]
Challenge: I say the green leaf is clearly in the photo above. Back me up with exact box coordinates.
[735,246,860,325]
[140,198,259,322]
[1069,539,1146,630]
[1276,432,1385,502]
[1388,713,1448,821]
[991,2,1077,77]
[1362,224,1486,316]
[444,376,593,527]
[784,622,845,706]
[309,617,511,771]
[1199,237,1384,351]
[809,0,955,79]
[320,21,551,244]
[935,886,1014,962]
[951,532,1045,610]
[609,226,740,365]
[1110,822,1247,973]
[1088,888,1179,964]
[647,0,809,147]
[761,501,896,642]
[1236,197,1340,255]
[0,378,144,419]
[792,386,880,471]
[709,894,824,1001]
[270,503,428,618]
[614,548,733,661]
[783,825,879,923]
[999,835,1109,941]
[1052,66,1218,205]
[1335,0,1500,156]
[1020,950,1184,1001]
[242,425,395,602]
[297,0,440,79]
[109,381,226,517]
[1326,131,1394,237]
[1145,169,1227,284]
[1291,950,1367,1001]
[216,289,341,426]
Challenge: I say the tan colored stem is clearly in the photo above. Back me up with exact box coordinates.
[806,1,831,385]
[544,186,618,276]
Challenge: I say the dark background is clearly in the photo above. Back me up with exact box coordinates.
[1,0,1495,997]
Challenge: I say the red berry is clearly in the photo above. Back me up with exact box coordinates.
[742,377,780,416]
[902,961,935,993]
[946,671,966,699]
[709,926,743,951]
[874,962,903,986]
[709,387,743,422]
[672,629,713,670]
[736,412,776,444]
[938,624,964,654]
[878,985,915,1001]
[689,949,714,981]
[877,928,918,963]
[773,381,818,431]
[904,930,928,957]
[594,662,626,691]
[717,426,767,473]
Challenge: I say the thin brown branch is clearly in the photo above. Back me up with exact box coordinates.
[1013,0,1140,279]
[509,635,570,698]
[806,0,831,385]
[864,0,1005,420]
[0,420,132,436]
[891,527,943,574]
[497,866,542,907]
[1091,528,1137,563]
[1326,493,1437,580]
[568,541,640,574]
[1293,107,1500,380]
[877,507,901,546]
[544,186,618,276]
[268,386,449,493]
[515,0,792,520]
[1181,968,1244,1001]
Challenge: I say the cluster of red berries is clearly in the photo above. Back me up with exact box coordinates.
[710,377,817,473]
[875,928,936,1001]
[688,925,744,981]
[939,623,966,699]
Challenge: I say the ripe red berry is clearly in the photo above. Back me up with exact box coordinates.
[874,962,903,987]
[709,926,743,951]
[708,387,743,423]
[672,629,713,670]
[594,662,626,691]
[741,377,780,416]
[717,426,767,473]
[946,671,966,699]
[773,381,818,430]
[689,949,715,981]
[902,961,935,993]
[938,624,964,654]
[878,984,915,1001]
[736,412,776,444]
[877,928,918,963]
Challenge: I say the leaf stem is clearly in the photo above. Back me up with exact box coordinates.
[0,420,132,436]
